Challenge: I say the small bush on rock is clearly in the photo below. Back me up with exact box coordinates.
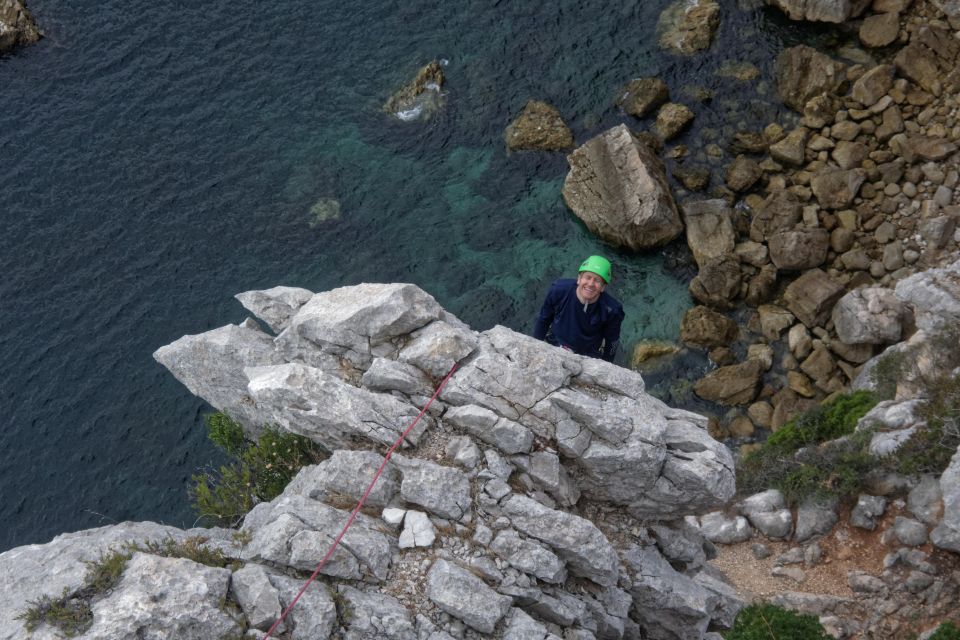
[929,622,960,639]
[724,602,831,639]
[738,391,877,504]
[191,412,326,527]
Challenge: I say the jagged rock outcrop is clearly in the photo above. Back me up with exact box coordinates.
[504,100,574,151]
[0,282,741,639]
[0,0,41,54]
[562,124,684,250]
[766,0,871,22]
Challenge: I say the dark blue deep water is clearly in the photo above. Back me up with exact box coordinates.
[0,0,828,550]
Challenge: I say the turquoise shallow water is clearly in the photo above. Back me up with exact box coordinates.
[0,0,825,550]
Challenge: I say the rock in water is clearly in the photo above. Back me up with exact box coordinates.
[383,60,446,122]
[658,0,721,55]
[0,0,41,54]
[308,197,341,226]
[616,77,670,118]
[775,45,846,112]
[766,0,871,22]
[504,100,573,151]
[562,124,683,250]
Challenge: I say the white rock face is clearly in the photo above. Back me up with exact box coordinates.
[895,258,960,332]
[235,286,314,333]
[931,447,960,552]
[832,286,905,345]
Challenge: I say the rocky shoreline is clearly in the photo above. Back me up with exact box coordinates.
[0,0,40,54]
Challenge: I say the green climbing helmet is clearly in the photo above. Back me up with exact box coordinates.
[578,255,612,283]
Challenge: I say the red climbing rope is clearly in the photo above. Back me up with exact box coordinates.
[262,361,460,639]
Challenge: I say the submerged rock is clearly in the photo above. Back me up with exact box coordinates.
[766,0,871,22]
[504,100,573,151]
[383,60,446,122]
[775,45,846,112]
[562,124,684,250]
[616,77,671,118]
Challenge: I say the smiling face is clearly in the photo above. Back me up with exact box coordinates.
[576,271,606,304]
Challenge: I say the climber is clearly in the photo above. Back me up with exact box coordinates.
[533,255,625,362]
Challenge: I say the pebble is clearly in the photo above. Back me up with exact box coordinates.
[902,182,917,198]
[933,185,953,207]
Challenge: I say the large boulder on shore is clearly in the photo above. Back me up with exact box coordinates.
[894,24,960,95]
[682,199,736,268]
[783,269,846,328]
[894,257,960,332]
[562,124,683,250]
[766,0,871,22]
[693,360,764,405]
[775,45,846,112]
[0,0,41,53]
[832,286,905,345]
[768,228,830,271]
[616,77,670,118]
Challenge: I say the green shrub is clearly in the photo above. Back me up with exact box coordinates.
[738,391,878,503]
[190,413,325,527]
[892,373,960,476]
[724,603,831,639]
[16,589,92,637]
[930,622,960,640]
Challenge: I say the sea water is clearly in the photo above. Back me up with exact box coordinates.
[0,0,832,550]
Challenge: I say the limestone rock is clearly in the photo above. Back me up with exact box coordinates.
[84,553,238,640]
[0,0,41,54]
[795,496,839,542]
[397,319,478,378]
[490,528,568,584]
[152,322,286,436]
[232,564,282,632]
[689,255,742,309]
[505,100,574,151]
[768,127,809,166]
[851,64,895,106]
[286,450,399,508]
[894,258,960,332]
[503,495,619,586]
[398,510,436,549]
[860,13,900,48]
[931,447,960,552]
[700,511,753,543]
[768,228,830,271]
[738,490,793,539]
[775,46,846,111]
[394,456,472,521]
[338,585,416,639]
[851,494,887,530]
[832,286,904,345]
[562,124,683,250]
[811,168,867,210]
[832,140,869,170]
[682,198,736,267]
[767,0,871,22]
[783,268,846,327]
[906,134,958,162]
[908,475,943,526]
[236,286,315,333]
[693,360,764,405]
[894,25,960,95]
[443,404,534,454]
[658,0,721,55]
[655,103,696,140]
[269,573,339,639]
[680,305,739,348]
[750,190,802,241]
[616,77,670,118]
[384,61,445,122]
[427,559,513,633]
[725,155,764,192]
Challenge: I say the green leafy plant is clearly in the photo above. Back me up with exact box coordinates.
[929,622,960,640]
[191,412,326,527]
[724,603,831,639]
[738,391,878,503]
[16,589,92,637]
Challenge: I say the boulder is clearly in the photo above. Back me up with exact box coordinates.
[397,510,436,549]
[680,305,739,348]
[831,140,869,170]
[426,559,512,633]
[775,45,846,111]
[562,124,683,250]
[0,0,41,54]
[767,0,871,22]
[393,455,472,521]
[504,100,574,151]
[859,13,901,48]
[931,447,960,552]
[894,258,960,332]
[783,269,846,328]
[908,475,943,526]
[337,585,416,639]
[490,529,567,583]
[768,228,830,271]
[832,286,905,345]
[851,494,887,530]
[693,360,764,405]
[725,155,764,192]
[738,490,793,539]
[658,0,721,55]
[699,512,753,543]
[655,103,696,139]
[673,164,712,191]
[811,168,867,210]
[84,553,238,640]
[893,25,960,95]
[682,199,736,267]
[443,404,534,454]
[750,190,803,241]
[383,60,446,121]
[235,286,315,333]
[232,565,283,632]
[795,497,839,542]
[906,134,958,162]
[768,127,810,166]
[285,450,399,508]
[851,64,895,106]
[892,516,928,547]
[689,255,742,309]
[616,77,670,118]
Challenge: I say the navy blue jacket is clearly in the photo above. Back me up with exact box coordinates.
[532,279,625,361]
